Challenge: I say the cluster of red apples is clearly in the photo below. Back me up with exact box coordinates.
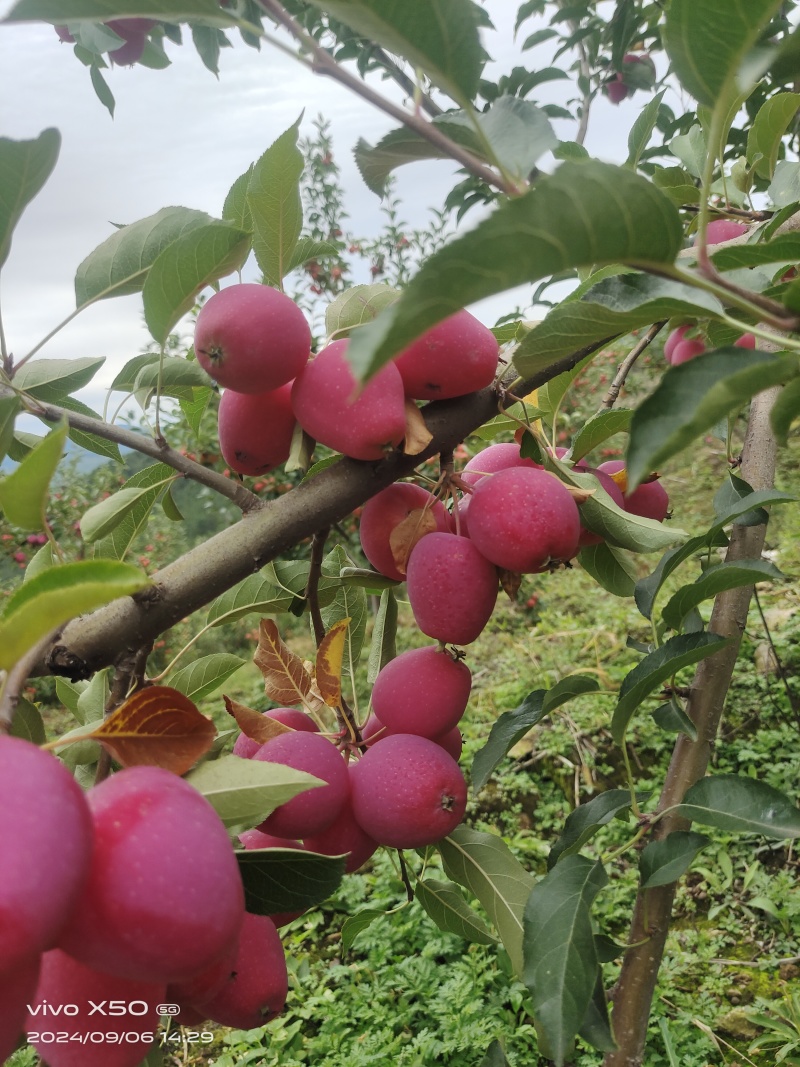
[0,737,287,1067]
[55,20,157,66]
[195,282,500,474]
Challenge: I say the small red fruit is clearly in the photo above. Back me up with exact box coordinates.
[350,734,467,848]
[195,283,311,394]
[392,309,499,400]
[291,338,406,461]
[218,384,296,476]
[406,532,498,645]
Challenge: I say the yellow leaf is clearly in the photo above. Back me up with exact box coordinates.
[389,507,438,576]
[402,398,434,456]
[315,618,350,708]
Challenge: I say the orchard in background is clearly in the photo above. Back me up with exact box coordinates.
[1,2,800,1066]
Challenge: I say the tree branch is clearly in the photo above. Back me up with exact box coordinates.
[255,0,520,196]
[604,383,781,1067]
[14,391,262,514]
[32,347,592,681]
[602,323,665,409]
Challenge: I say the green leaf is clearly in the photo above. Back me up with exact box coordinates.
[179,386,213,438]
[236,848,346,914]
[284,237,338,274]
[168,653,245,702]
[341,909,386,951]
[713,474,771,526]
[661,559,784,631]
[747,92,800,180]
[74,206,214,308]
[0,129,60,270]
[186,755,323,828]
[768,159,800,208]
[626,89,665,170]
[303,0,484,105]
[550,460,685,553]
[13,356,105,402]
[479,1040,510,1067]
[190,22,223,74]
[89,64,115,118]
[611,633,731,744]
[569,409,632,463]
[325,283,400,340]
[247,119,304,288]
[579,971,616,1053]
[512,273,722,378]
[578,543,638,598]
[471,676,599,794]
[770,377,800,445]
[0,394,19,462]
[222,163,253,231]
[669,126,707,180]
[0,560,150,670]
[652,701,698,740]
[321,546,368,681]
[626,349,799,491]
[523,855,608,1067]
[651,165,701,206]
[55,396,122,463]
[81,483,171,544]
[356,98,556,194]
[355,120,478,197]
[9,696,46,744]
[207,574,296,624]
[438,825,535,978]
[142,221,251,346]
[76,667,110,725]
[663,0,784,108]
[639,831,710,888]
[711,233,800,271]
[23,541,56,583]
[634,488,794,619]
[132,356,210,405]
[4,1,233,21]
[346,161,683,381]
[93,462,176,561]
[367,588,397,685]
[415,878,498,945]
[548,790,635,868]
[0,422,67,530]
[676,774,800,839]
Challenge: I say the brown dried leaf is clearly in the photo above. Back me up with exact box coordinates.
[223,695,292,742]
[389,507,438,576]
[254,619,314,707]
[402,398,434,455]
[315,618,350,708]
[86,685,216,775]
[498,568,523,601]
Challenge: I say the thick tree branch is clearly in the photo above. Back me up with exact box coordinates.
[604,383,781,1067]
[255,0,520,195]
[13,391,262,513]
[33,347,593,680]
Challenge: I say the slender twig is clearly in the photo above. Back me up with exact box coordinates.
[0,627,62,732]
[12,391,262,513]
[306,527,330,647]
[396,849,415,902]
[254,0,520,196]
[602,322,666,409]
[558,0,592,146]
[752,587,800,730]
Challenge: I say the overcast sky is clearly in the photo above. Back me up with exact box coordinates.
[0,2,643,420]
